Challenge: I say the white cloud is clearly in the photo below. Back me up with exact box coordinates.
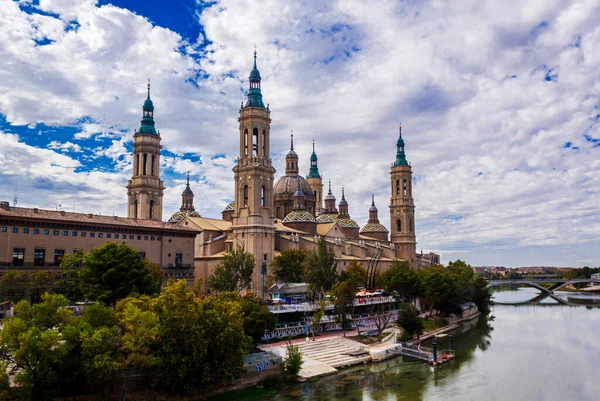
[0,0,599,266]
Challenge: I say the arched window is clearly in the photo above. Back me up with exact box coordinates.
[262,130,266,156]
[276,207,280,218]
[243,185,248,207]
[396,179,400,196]
[261,186,265,207]
[149,200,154,219]
[135,154,139,175]
[252,128,258,156]
[397,219,401,232]
[134,200,138,218]
[143,153,148,175]
[244,129,248,156]
[151,155,156,176]
[403,179,407,196]
[410,218,413,233]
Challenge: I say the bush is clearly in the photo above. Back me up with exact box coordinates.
[283,340,303,381]
[397,303,423,340]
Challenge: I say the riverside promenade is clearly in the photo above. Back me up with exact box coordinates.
[260,309,482,378]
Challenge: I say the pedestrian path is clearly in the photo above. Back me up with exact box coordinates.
[260,336,370,379]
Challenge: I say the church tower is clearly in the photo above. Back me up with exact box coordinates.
[306,141,323,216]
[180,173,195,213]
[232,50,276,295]
[389,125,416,265]
[126,81,165,221]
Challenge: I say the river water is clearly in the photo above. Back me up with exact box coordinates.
[263,288,600,401]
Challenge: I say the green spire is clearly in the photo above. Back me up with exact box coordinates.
[244,49,266,109]
[307,140,321,179]
[138,79,158,135]
[394,124,408,166]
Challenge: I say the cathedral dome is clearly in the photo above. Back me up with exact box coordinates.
[283,210,315,223]
[360,222,389,233]
[168,210,201,223]
[337,218,359,228]
[223,201,235,211]
[274,175,314,197]
[316,213,337,223]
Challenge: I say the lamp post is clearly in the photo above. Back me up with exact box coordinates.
[261,262,267,299]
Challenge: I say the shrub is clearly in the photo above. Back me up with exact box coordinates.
[283,340,303,381]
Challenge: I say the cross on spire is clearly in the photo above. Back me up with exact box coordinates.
[147,79,151,99]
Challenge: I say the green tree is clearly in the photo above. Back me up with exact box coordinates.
[310,299,326,341]
[153,280,250,394]
[0,294,73,401]
[304,237,338,296]
[331,280,356,337]
[144,258,165,289]
[220,293,276,348]
[339,260,367,287]
[396,303,423,341]
[283,340,303,381]
[382,260,423,303]
[271,249,306,283]
[208,245,255,294]
[79,242,159,305]
[473,276,491,314]
[58,250,86,303]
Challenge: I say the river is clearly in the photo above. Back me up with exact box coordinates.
[261,288,600,401]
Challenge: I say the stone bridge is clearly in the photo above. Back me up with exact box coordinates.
[486,278,598,294]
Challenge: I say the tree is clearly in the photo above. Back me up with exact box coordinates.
[0,294,72,401]
[339,260,367,287]
[304,237,338,296]
[310,299,326,341]
[208,245,255,294]
[382,260,423,303]
[115,295,159,400]
[58,250,86,303]
[144,258,165,289]
[370,302,394,337]
[0,270,29,302]
[396,303,423,341]
[153,280,250,394]
[331,280,356,337]
[226,293,276,348]
[79,242,159,305]
[283,340,303,381]
[271,249,306,283]
[473,275,491,314]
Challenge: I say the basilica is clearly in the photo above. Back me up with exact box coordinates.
[126,52,439,293]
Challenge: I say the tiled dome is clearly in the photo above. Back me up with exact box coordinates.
[282,210,315,223]
[360,222,389,233]
[337,218,359,228]
[168,210,201,223]
[316,213,337,223]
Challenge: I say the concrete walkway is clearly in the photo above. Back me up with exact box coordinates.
[260,335,369,379]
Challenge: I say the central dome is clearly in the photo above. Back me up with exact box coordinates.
[274,175,314,197]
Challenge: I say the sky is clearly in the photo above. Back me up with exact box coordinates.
[0,0,599,267]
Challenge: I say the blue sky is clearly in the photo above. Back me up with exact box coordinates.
[0,0,599,267]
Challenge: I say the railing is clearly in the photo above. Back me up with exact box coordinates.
[262,311,398,340]
[267,296,395,313]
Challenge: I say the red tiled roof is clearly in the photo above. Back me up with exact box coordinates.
[0,206,197,234]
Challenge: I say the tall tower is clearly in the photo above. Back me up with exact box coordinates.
[306,140,323,216]
[232,50,276,295]
[323,180,337,214]
[389,125,416,265]
[180,173,195,213]
[126,81,165,221]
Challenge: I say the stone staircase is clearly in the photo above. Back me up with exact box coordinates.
[294,338,371,368]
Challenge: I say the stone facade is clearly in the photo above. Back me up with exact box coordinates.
[0,203,196,284]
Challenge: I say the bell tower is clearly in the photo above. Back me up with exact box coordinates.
[232,50,276,295]
[126,81,165,221]
[306,140,323,216]
[389,125,416,265]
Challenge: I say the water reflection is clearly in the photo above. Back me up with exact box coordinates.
[266,289,600,401]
